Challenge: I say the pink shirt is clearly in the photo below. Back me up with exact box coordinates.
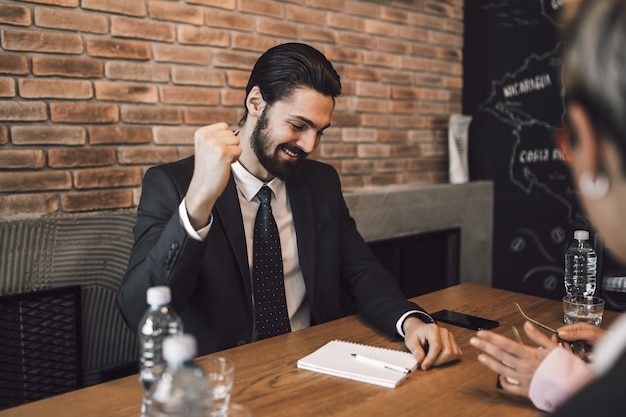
[528,346,595,412]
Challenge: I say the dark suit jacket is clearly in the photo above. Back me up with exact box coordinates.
[117,156,424,356]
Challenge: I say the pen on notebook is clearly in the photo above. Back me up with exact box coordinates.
[350,353,411,374]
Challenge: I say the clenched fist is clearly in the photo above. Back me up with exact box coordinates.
[185,122,242,230]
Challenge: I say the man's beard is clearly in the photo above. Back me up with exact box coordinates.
[250,109,307,181]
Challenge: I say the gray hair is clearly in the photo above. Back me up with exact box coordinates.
[562,0,626,163]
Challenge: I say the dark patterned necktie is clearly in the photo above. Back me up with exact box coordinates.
[253,186,291,340]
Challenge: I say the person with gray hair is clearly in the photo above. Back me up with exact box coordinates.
[470,0,626,414]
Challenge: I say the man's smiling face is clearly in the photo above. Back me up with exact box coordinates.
[250,87,334,181]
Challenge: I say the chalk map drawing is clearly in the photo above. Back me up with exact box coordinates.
[478,0,589,294]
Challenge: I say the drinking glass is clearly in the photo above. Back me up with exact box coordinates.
[562,295,605,326]
[203,357,235,417]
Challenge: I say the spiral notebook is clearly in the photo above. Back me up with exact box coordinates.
[297,339,418,388]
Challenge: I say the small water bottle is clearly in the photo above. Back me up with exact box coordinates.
[147,334,212,417]
[139,286,183,413]
[564,230,598,297]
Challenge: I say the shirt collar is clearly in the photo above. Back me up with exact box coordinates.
[231,160,284,202]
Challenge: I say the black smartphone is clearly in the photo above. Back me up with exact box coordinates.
[431,309,499,330]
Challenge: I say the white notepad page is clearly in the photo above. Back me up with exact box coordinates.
[297,339,418,388]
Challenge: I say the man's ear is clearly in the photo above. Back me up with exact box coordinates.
[246,86,266,118]
[568,103,602,175]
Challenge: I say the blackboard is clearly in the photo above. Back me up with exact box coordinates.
[463,0,622,300]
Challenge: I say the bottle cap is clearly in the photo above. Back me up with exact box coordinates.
[163,333,197,364]
[147,286,171,306]
[574,230,590,240]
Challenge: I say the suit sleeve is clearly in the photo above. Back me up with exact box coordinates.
[338,200,426,338]
[312,164,427,338]
[116,165,207,331]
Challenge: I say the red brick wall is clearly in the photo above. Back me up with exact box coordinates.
[0,0,463,215]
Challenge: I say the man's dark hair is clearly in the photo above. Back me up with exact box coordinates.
[239,42,342,125]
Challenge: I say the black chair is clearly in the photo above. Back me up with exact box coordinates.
[0,286,82,410]
[0,211,139,388]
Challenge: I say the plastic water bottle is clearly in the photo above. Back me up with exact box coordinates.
[139,286,183,413]
[564,230,598,297]
[147,334,212,417]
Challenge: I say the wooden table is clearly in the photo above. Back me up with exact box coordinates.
[1,283,619,417]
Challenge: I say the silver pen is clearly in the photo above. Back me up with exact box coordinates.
[350,353,411,374]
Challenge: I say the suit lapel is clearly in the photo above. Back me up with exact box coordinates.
[287,181,316,297]
[214,175,252,301]
[214,173,317,313]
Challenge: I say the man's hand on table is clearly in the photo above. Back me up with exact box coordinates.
[403,317,462,370]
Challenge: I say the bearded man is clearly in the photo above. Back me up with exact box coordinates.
[117,43,460,370]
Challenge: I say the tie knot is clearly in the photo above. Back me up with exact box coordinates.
[257,186,272,205]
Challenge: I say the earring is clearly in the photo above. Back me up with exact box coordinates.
[579,171,610,200]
